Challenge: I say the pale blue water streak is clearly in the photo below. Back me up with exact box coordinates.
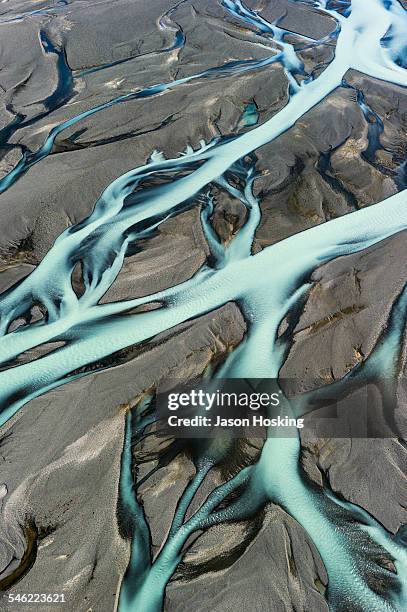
[0,1,69,24]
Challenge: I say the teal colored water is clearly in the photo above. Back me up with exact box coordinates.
[0,1,406,611]
[239,102,259,127]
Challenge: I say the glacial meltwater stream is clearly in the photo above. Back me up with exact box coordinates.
[0,1,407,610]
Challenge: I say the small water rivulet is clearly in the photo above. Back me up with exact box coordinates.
[76,2,187,78]
[0,0,69,24]
[0,0,406,610]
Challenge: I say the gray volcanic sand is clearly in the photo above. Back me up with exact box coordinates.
[0,0,406,611]
[0,303,245,611]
